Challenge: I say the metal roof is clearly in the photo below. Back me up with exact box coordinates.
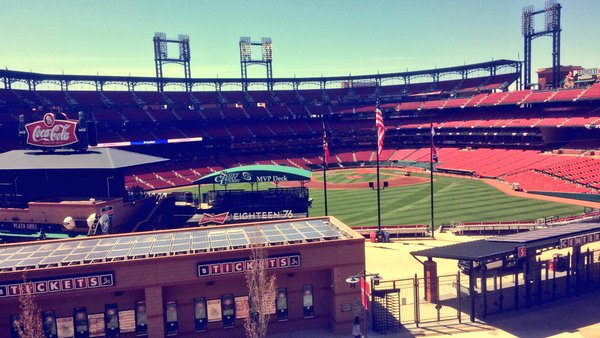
[411,240,518,261]
[194,164,311,185]
[0,60,520,86]
[487,222,600,244]
[0,148,168,170]
[412,222,600,261]
[0,219,347,273]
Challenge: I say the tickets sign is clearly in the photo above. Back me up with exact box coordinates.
[0,272,114,298]
[559,231,600,249]
[198,254,300,277]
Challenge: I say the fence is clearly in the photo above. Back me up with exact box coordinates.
[372,248,600,331]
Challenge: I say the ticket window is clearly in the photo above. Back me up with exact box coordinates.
[104,304,120,338]
[9,314,23,338]
[165,301,178,336]
[42,310,58,338]
[194,297,208,332]
[135,301,148,336]
[73,307,89,338]
[221,294,236,328]
[302,285,315,318]
[275,288,288,321]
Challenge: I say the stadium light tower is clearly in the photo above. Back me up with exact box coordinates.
[522,0,561,89]
[153,32,192,92]
[239,37,273,91]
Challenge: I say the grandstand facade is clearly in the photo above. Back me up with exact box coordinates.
[1,61,600,195]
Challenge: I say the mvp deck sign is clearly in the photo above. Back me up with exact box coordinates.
[25,113,79,148]
[0,272,114,298]
[198,254,300,277]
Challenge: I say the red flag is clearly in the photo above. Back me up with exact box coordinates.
[323,130,330,166]
[431,127,439,163]
[375,102,385,158]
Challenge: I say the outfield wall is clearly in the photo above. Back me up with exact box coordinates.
[530,191,600,203]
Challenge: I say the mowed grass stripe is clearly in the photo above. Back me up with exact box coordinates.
[173,172,583,228]
[310,175,584,226]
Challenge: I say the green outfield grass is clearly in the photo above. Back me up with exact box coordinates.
[169,170,584,227]
[308,172,584,227]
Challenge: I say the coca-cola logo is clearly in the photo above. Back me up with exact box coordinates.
[25,113,78,147]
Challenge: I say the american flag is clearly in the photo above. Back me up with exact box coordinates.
[431,127,439,163]
[375,101,385,158]
[323,130,330,166]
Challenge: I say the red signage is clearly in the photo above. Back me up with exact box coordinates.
[517,246,527,258]
[25,113,78,148]
[198,212,229,225]
[360,277,371,310]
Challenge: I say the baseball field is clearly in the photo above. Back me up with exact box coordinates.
[174,168,585,228]
[305,168,584,227]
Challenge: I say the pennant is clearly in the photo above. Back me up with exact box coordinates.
[375,101,385,158]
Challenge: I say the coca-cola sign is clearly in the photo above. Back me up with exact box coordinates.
[25,113,78,147]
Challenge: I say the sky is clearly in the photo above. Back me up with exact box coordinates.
[1,0,599,80]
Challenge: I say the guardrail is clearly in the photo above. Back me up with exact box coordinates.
[354,225,429,237]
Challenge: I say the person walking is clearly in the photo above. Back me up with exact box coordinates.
[352,316,362,338]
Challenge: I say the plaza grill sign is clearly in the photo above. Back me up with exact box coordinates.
[25,113,79,148]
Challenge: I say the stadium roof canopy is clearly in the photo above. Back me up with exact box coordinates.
[0,59,520,90]
[194,164,311,185]
[0,148,168,170]
[412,222,600,262]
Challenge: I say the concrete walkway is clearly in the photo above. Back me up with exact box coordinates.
[269,289,600,337]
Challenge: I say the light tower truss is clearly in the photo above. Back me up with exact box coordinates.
[239,37,273,91]
[154,32,192,92]
[522,0,561,89]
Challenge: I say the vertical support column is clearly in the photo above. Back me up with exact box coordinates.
[514,260,520,310]
[481,267,487,318]
[145,286,164,338]
[552,5,561,89]
[525,254,534,309]
[423,258,438,302]
[524,37,532,89]
[573,245,582,296]
[468,261,476,322]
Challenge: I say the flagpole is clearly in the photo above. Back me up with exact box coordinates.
[429,110,435,239]
[376,144,382,236]
[375,99,384,241]
[323,155,328,216]
[321,116,329,216]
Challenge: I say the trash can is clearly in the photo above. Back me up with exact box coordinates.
[383,231,390,243]
[376,231,384,243]
[369,231,376,243]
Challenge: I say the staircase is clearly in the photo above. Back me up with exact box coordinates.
[87,217,100,236]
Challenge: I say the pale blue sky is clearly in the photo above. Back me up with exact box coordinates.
[1,0,598,79]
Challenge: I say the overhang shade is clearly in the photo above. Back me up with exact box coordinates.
[0,148,168,170]
[194,165,311,185]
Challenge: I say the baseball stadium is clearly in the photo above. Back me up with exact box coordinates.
[1,1,600,337]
